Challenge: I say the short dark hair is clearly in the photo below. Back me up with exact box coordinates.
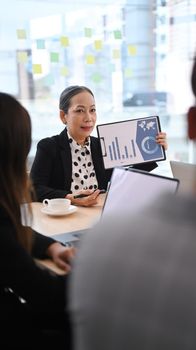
[59,85,94,113]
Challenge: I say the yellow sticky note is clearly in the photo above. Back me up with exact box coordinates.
[94,40,103,50]
[60,66,69,76]
[112,49,120,59]
[128,45,137,55]
[32,64,42,74]
[124,68,132,78]
[60,36,69,47]
[84,28,92,38]
[17,51,28,63]
[86,55,95,64]
[17,29,26,40]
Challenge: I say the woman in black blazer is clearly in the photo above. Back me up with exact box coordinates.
[31,85,168,206]
[0,93,74,349]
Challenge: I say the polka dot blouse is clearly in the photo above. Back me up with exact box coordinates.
[67,133,98,194]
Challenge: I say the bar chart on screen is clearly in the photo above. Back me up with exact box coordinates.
[108,136,137,161]
[97,116,165,169]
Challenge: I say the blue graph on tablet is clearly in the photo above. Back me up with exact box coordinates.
[97,116,166,169]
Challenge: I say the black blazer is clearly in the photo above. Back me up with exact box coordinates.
[30,127,157,202]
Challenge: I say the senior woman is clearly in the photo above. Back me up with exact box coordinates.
[31,85,168,206]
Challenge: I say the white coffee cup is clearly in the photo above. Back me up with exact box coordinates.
[43,198,71,212]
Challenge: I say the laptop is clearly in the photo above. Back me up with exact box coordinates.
[170,160,196,195]
[52,167,179,245]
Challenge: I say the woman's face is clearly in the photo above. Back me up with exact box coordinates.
[61,91,97,144]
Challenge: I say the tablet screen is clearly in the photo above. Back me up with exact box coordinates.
[97,116,166,169]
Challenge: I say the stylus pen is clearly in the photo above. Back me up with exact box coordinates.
[74,189,106,199]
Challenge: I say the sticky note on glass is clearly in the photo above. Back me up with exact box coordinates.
[17,51,28,63]
[44,74,54,85]
[32,64,42,74]
[17,29,26,39]
[92,73,102,83]
[86,55,95,64]
[114,30,122,39]
[50,52,59,62]
[124,68,132,78]
[84,28,92,38]
[60,36,69,47]
[94,40,103,50]
[128,45,137,55]
[112,49,120,59]
[36,39,45,49]
[109,63,116,72]
[60,66,69,76]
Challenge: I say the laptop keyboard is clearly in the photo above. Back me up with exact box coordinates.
[52,228,90,247]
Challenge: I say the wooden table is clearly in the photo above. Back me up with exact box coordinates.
[31,194,105,274]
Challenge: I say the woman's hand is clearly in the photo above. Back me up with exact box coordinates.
[66,189,101,207]
[156,132,168,150]
[46,242,76,273]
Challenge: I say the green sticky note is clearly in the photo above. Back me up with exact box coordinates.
[124,68,132,78]
[17,51,28,63]
[84,28,92,38]
[60,36,69,47]
[92,73,102,83]
[32,64,42,74]
[50,52,59,62]
[37,39,45,49]
[114,30,122,39]
[60,66,69,76]
[86,55,95,64]
[17,29,26,39]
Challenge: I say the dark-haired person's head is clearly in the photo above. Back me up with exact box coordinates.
[0,92,32,250]
[59,85,96,145]
[59,85,94,114]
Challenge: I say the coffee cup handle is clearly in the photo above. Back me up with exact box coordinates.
[43,199,50,206]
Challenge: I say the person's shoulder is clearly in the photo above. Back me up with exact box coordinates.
[90,135,98,142]
[38,129,67,148]
[90,135,100,147]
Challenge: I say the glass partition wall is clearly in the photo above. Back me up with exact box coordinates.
[0,0,195,170]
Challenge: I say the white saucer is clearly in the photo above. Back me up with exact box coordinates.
[41,205,77,217]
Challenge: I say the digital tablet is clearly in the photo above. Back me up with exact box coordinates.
[97,116,166,169]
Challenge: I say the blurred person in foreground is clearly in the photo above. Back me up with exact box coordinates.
[0,92,75,349]
[69,57,196,350]
[30,85,168,206]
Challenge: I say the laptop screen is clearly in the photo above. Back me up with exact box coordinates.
[52,168,179,245]
[102,167,179,218]
[170,160,196,194]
